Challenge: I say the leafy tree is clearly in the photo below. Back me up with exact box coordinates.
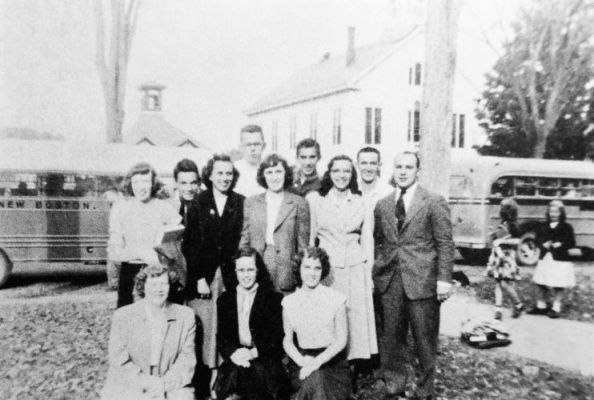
[477,0,594,159]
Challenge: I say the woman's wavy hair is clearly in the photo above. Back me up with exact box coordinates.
[293,246,331,287]
[121,162,163,198]
[134,264,180,300]
[546,199,566,223]
[319,155,360,196]
[256,153,293,189]
[201,154,240,192]
[235,246,273,290]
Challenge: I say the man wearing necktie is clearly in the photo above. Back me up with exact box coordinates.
[373,151,455,400]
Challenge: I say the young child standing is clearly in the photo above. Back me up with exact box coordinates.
[486,198,524,320]
[529,200,576,318]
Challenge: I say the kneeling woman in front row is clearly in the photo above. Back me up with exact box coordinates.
[102,264,196,400]
[215,247,290,400]
[282,246,351,400]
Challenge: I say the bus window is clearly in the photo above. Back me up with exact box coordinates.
[582,180,594,198]
[515,177,537,197]
[538,177,559,197]
[490,177,513,198]
[450,175,473,198]
[561,179,579,198]
[97,176,123,195]
[74,175,97,197]
[13,173,38,196]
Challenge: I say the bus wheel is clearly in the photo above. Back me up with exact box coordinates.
[458,248,490,265]
[0,250,13,288]
[517,233,540,266]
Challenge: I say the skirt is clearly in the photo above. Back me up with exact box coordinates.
[532,253,576,288]
[322,262,378,360]
[186,267,225,368]
[288,347,352,400]
[214,357,290,400]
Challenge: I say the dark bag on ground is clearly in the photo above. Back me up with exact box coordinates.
[460,318,511,349]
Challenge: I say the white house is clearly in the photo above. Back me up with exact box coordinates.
[244,25,483,175]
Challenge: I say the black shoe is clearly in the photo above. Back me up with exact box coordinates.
[527,306,548,315]
[548,309,561,319]
[512,303,524,318]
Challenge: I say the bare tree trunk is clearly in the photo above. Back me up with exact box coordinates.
[419,0,460,197]
[94,0,140,143]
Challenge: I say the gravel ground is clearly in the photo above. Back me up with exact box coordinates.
[1,291,593,400]
[456,263,594,323]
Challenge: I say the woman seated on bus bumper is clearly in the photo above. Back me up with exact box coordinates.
[101,264,196,400]
[107,162,181,308]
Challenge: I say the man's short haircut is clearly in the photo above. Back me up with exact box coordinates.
[396,151,421,168]
[240,124,264,142]
[173,158,200,182]
[357,146,381,163]
[256,153,293,189]
[296,138,321,159]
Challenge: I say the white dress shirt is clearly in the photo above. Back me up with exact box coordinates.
[265,191,284,245]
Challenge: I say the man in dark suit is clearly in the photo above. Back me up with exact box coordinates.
[173,158,201,226]
[373,151,455,400]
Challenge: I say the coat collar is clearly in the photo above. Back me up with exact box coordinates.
[401,185,429,231]
[255,191,298,231]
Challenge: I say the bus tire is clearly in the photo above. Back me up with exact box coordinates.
[0,250,13,288]
[458,248,490,265]
[517,233,540,266]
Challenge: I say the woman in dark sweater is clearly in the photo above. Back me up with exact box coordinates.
[214,247,289,400]
[530,200,576,318]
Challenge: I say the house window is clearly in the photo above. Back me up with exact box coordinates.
[408,67,413,85]
[451,113,466,148]
[289,115,297,149]
[413,101,420,142]
[309,112,318,140]
[332,108,342,145]
[459,114,465,148]
[414,62,421,86]
[365,107,382,144]
[271,120,278,152]
[407,111,412,142]
[451,113,457,147]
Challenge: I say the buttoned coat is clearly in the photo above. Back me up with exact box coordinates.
[101,301,196,400]
[373,186,455,299]
[239,192,310,291]
[183,189,245,298]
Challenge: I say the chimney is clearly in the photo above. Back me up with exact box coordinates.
[346,26,356,66]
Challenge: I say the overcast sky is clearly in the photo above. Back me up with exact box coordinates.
[0,0,520,150]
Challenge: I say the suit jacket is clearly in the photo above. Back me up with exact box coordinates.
[216,286,285,362]
[239,191,310,291]
[183,189,245,298]
[373,186,455,300]
[101,301,196,400]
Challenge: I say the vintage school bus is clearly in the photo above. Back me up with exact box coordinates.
[0,139,210,286]
[449,153,594,264]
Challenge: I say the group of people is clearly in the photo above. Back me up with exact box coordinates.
[486,198,577,320]
[102,124,457,400]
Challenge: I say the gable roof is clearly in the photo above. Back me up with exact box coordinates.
[245,27,421,116]
[126,113,207,149]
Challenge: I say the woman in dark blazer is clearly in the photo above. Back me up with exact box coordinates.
[182,154,245,397]
[214,247,290,400]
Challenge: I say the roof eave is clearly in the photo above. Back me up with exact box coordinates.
[245,86,358,116]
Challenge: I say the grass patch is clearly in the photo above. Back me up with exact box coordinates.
[455,264,594,323]
[1,294,593,399]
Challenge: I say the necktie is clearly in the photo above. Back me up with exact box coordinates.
[396,187,407,232]
[179,202,188,226]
